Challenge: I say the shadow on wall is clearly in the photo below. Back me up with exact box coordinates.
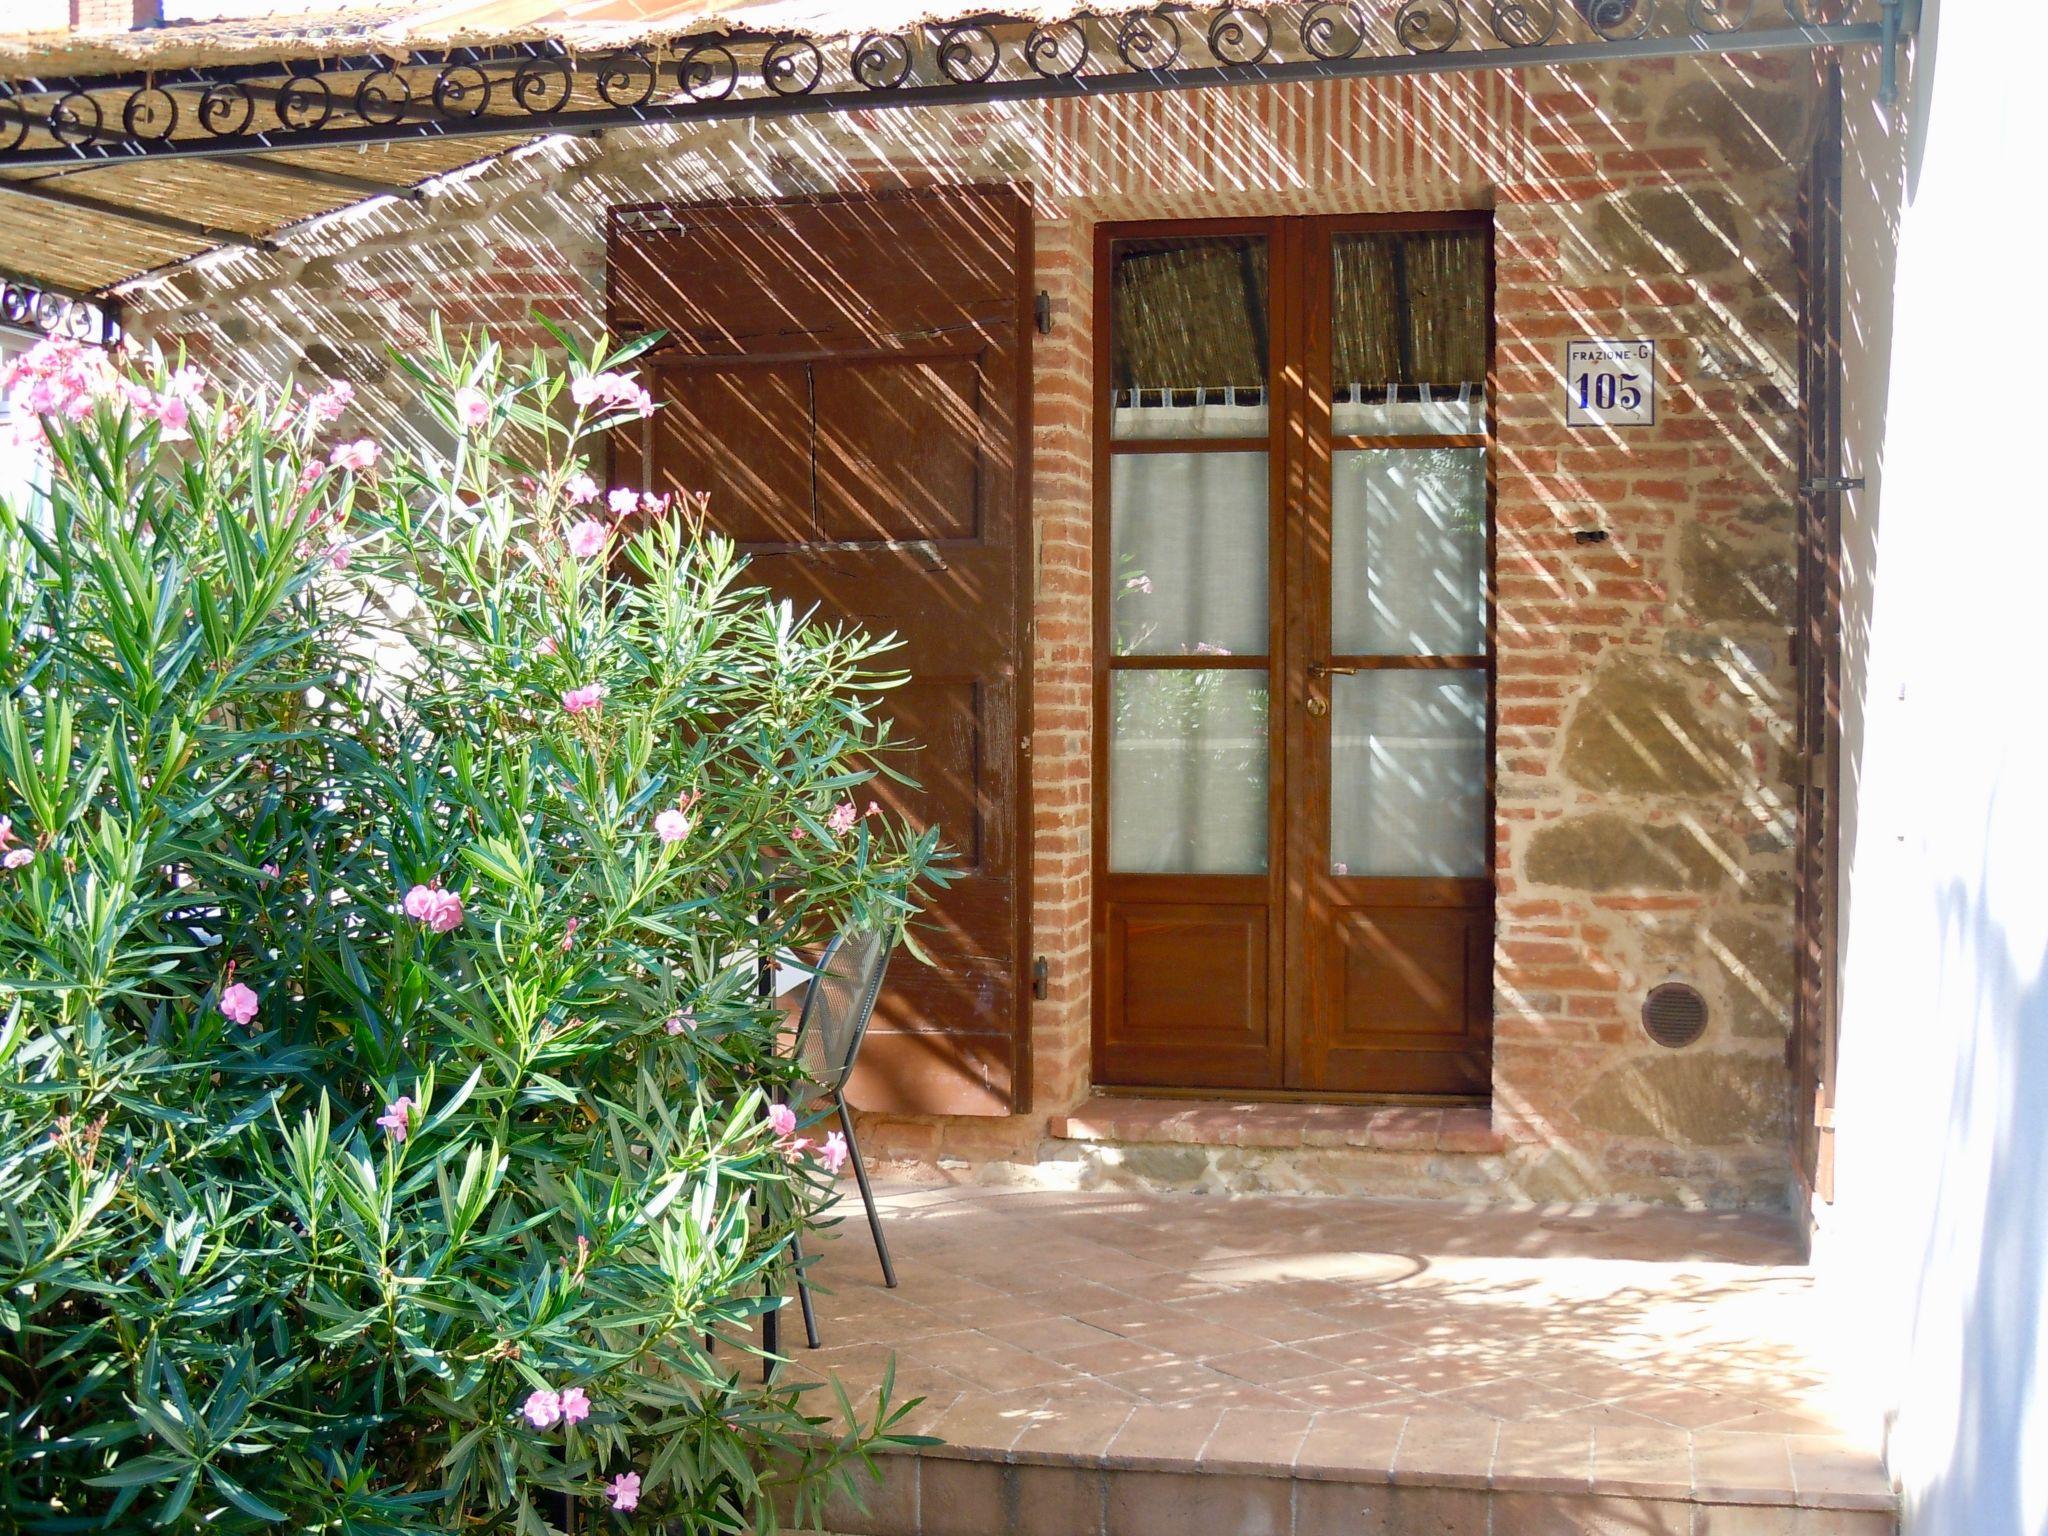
[1911,849,2048,1535]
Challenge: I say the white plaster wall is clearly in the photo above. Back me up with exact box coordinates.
[1818,5,2048,1533]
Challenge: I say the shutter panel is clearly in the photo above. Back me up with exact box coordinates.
[609,186,1033,1115]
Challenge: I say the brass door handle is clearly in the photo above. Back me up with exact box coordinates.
[1307,662,1358,679]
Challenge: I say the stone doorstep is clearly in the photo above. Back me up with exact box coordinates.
[819,1450,1899,1536]
[1048,1097,1506,1156]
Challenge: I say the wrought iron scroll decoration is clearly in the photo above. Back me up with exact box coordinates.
[0,2,1896,169]
[1,279,121,347]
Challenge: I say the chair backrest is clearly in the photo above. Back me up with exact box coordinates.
[792,925,894,1097]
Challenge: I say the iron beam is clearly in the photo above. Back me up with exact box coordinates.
[0,22,1891,172]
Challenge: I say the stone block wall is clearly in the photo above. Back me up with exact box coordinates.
[128,52,1816,1207]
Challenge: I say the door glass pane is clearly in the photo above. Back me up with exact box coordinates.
[1110,234,1270,440]
[1112,451,1268,656]
[1331,229,1486,435]
[1330,670,1486,877]
[1110,670,1269,874]
[1332,447,1485,656]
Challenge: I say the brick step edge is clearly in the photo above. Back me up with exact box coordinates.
[815,1454,1900,1536]
[1047,1097,1506,1155]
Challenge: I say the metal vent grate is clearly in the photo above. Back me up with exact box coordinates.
[1642,983,1709,1049]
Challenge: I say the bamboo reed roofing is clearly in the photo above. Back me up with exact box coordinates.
[0,0,1162,304]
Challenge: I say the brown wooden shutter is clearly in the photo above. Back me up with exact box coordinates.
[608,186,1033,1115]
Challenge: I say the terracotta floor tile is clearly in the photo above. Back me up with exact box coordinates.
[1198,1406,1316,1475]
[1439,1375,1599,1421]
[1104,1405,1225,1470]
[1491,1417,1595,1493]
[1059,1336,1181,1378]
[1281,1368,1421,1413]
[1294,1410,1408,1481]
[1008,1396,1137,1464]
[1391,1413,1500,1489]
[1207,1344,1335,1385]
[1691,1428,1797,1502]
[1589,1423,1697,1499]
[1785,1435,1896,1510]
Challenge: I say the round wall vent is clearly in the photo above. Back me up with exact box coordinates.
[1642,982,1709,1048]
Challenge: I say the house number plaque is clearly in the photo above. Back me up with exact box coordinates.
[1565,338,1655,427]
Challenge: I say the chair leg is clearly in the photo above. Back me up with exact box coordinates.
[835,1091,897,1289]
[790,1225,822,1351]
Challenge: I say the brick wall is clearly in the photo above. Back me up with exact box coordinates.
[129,54,1815,1206]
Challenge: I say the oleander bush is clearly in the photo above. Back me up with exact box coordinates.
[0,323,938,1533]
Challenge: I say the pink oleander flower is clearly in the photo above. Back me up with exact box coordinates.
[640,491,671,516]
[654,807,691,844]
[565,519,608,560]
[826,800,858,836]
[331,439,379,473]
[562,683,606,715]
[403,883,465,932]
[261,862,280,879]
[522,1388,562,1429]
[375,1095,414,1142]
[305,379,355,424]
[767,1103,797,1139]
[296,458,327,496]
[324,541,353,571]
[867,801,883,818]
[565,471,599,504]
[571,371,655,419]
[664,1012,694,1036]
[561,917,580,953]
[452,386,490,428]
[1192,641,1231,656]
[607,487,639,517]
[3,849,32,870]
[0,816,18,850]
[819,1131,850,1175]
[558,1386,591,1425]
[1123,574,1154,595]
[2,338,119,426]
[218,981,260,1026]
[608,1471,640,1512]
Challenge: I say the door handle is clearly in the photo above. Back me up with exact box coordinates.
[1307,662,1358,679]
[1306,697,1329,717]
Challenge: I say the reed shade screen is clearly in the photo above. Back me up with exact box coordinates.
[1333,230,1487,390]
[1111,237,1270,396]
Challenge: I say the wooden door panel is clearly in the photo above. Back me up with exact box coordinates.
[610,186,1031,1116]
[859,676,985,869]
[646,363,813,542]
[814,355,985,543]
[1101,900,1279,1089]
[1310,903,1491,1094]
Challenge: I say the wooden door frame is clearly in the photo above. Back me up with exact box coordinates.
[1090,216,1291,1091]
[1088,209,1497,1102]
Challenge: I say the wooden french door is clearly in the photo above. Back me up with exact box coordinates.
[1093,212,1494,1098]
[608,186,1034,1116]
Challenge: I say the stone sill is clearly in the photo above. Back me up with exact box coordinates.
[1048,1097,1505,1155]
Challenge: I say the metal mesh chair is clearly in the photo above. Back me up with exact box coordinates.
[790,924,898,1289]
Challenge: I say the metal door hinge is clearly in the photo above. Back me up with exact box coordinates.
[1031,956,1049,1000]
[1034,291,1053,335]
[1800,476,1864,495]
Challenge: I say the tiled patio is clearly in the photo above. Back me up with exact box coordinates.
[786,1184,1893,1536]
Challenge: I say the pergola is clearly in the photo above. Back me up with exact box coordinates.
[0,0,1910,348]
